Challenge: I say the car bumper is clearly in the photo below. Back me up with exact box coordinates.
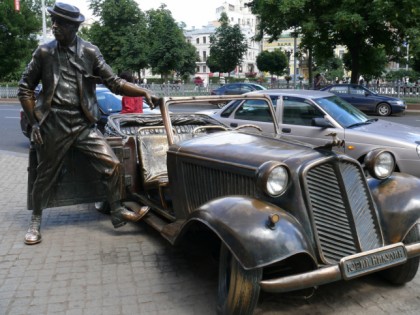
[391,104,407,114]
[259,242,420,293]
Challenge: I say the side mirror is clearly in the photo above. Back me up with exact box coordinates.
[312,117,333,128]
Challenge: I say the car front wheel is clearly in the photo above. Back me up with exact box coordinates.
[217,243,262,315]
[379,225,419,284]
[376,103,391,116]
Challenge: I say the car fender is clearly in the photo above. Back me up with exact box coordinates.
[368,173,420,243]
[179,196,316,270]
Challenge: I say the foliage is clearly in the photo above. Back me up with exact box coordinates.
[343,47,387,82]
[315,56,345,82]
[206,12,248,75]
[256,49,288,77]
[385,69,419,82]
[176,41,199,79]
[88,0,149,74]
[248,0,420,83]
[0,0,46,80]
[409,29,420,75]
[146,5,195,80]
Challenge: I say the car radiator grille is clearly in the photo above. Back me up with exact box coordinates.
[181,162,257,211]
[306,161,382,264]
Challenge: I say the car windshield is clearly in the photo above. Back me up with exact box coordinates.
[253,84,266,90]
[314,95,370,128]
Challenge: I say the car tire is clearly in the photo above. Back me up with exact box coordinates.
[376,103,391,116]
[379,225,419,285]
[217,243,262,315]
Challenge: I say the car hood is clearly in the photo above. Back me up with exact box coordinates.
[370,94,402,102]
[351,119,420,144]
[171,131,330,169]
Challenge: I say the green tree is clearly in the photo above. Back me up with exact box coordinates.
[0,0,44,80]
[146,5,191,81]
[176,41,199,79]
[342,47,387,83]
[248,0,420,84]
[256,49,288,78]
[316,56,345,83]
[206,12,248,76]
[88,0,149,74]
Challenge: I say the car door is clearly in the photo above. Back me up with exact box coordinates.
[239,84,256,94]
[216,99,276,133]
[278,96,345,151]
[348,85,373,112]
[224,84,242,95]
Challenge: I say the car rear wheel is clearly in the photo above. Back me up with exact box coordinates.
[217,243,262,315]
[376,103,391,116]
[379,225,419,284]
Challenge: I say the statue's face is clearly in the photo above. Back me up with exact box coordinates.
[51,16,78,45]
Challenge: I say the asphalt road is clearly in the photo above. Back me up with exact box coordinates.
[0,103,30,155]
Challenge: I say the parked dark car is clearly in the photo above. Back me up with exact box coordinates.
[20,86,155,138]
[320,84,406,116]
[210,82,266,108]
[26,95,420,315]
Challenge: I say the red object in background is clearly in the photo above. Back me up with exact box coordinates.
[120,96,143,114]
[14,0,20,12]
[194,76,204,86]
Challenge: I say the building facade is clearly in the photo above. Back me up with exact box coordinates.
[184,0,261,81]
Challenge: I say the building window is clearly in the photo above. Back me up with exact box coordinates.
[196,66,200,73]
[203,51,207,61]
[196,38,199,44]
[202,66,206,73]
[203,36,206,44]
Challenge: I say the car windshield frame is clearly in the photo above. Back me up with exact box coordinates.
[313,95,370,128]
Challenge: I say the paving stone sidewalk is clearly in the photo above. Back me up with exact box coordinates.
[0,151,419,315]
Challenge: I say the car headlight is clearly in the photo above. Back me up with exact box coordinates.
[257,162,289,197]
[364,149,395,179]
[390,100,405,106]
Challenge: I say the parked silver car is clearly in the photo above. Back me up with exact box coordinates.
[201,89,420,177]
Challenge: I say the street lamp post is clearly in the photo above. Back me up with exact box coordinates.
[285,50,292,75]
[285,50,292,88]
[293,32,297,88]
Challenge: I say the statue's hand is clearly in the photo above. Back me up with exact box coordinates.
[31,123,43,145]
[150,96,161,109]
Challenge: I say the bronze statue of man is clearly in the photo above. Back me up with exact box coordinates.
[18,2,156,245]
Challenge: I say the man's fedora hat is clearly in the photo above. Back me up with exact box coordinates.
[47,2,85,24]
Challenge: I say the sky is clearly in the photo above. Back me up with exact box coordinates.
[60,0,224,29]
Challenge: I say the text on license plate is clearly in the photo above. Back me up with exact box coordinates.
[340,243,407,280]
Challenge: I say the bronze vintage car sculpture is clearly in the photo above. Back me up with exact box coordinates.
[27,94,420,315]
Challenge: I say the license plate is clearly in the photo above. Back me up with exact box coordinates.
[340,243,407,280]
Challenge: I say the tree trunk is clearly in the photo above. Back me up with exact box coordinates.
[349,45,360,84]
[308,48,313,86]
